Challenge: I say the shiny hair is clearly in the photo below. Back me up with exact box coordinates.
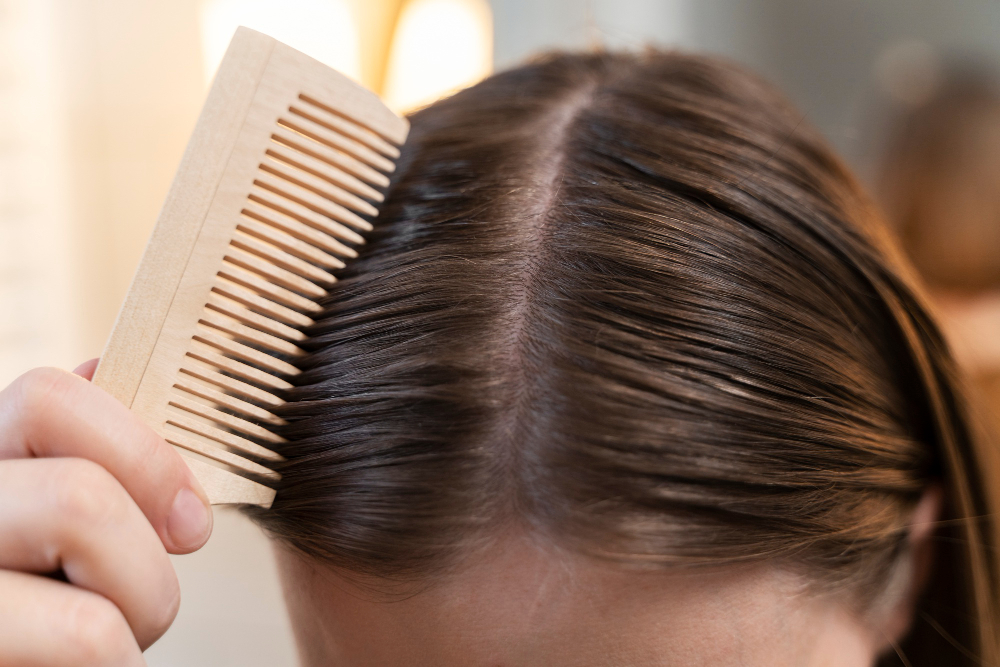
[247,51,1000,665]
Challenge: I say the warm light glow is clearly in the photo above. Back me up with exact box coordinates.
[0,0,79,384]
[381,0,492,114]
[199,0,362,85]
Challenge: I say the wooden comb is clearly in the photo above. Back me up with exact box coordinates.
[92,28,408,507]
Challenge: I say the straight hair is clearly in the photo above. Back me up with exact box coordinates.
[246,51,1000,666]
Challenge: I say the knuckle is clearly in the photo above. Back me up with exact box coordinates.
[11,367,72,417]
[63,595,134,665]
[48,459,127,529]
[8,368,77,445]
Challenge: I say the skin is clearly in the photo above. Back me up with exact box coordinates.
[276,538,880,667]
[0,364,936,666]
[0,364,213,666]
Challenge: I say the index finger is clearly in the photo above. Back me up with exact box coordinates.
[0,367,213,553]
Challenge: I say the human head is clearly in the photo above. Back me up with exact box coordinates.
[247,51,1000,665]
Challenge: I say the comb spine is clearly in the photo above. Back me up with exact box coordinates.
[93,30,276,407]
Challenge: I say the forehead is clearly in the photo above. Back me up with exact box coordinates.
[277,534,872,666]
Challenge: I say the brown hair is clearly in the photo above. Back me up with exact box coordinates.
[247,51,1000,665]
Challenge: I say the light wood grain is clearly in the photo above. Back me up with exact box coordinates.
[93,27,408,508]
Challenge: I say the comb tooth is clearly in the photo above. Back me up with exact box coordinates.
[179,363,284,407]
[231,231,337,286]
[169,395,285,444]
[261,158,379,218]
[265,145,383,202]
[293,97,400,158]
[174,377,284,425]
[218,263,324,314]
[212,280,315,328]
[165,431,280,480]
[199,310,305,357]
[193,328,302,377]
[242,200,358,259]
[224,247,327,299]
[251,179,369,239]
[166,413,284,461]
[272,126,390,188]
[206,292,308,342]
[279,114,396,173]
[186,345,296,391]
[297,93,405,151]
[237,215,346,271]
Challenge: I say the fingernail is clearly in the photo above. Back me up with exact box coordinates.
[167,488,212,550]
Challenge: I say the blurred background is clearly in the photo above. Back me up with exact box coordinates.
[1,1,998,665]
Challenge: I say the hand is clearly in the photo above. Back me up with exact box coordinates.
[0,362,213,666]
